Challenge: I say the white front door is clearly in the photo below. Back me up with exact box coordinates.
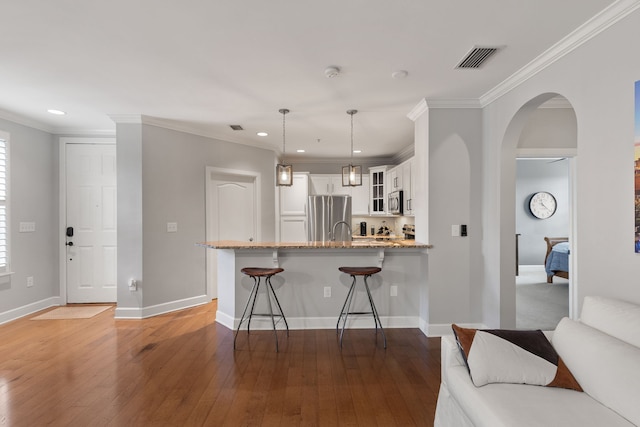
[66,143,117,303]
[206,169,258,299]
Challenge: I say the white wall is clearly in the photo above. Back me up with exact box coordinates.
[116,123,278,315]
[484,7,640,327]
[426,108,483,328]
[516,159,570,265]
[0,118,58,320]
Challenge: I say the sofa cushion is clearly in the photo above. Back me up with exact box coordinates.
[441,364,634,427]
[452,324,582,391]
[552,317,640,426]
[580,296,640,348]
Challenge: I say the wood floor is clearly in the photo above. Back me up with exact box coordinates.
[0,301,441,426]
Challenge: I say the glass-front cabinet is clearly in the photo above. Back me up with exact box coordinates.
[369,166,388,215]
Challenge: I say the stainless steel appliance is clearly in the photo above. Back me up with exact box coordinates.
[307,195,352,242]
[402,224,415,239]
[388,190,403,215]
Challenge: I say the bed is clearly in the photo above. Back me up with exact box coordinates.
[544,237,569,283]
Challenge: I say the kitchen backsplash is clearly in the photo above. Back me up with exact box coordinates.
[352,215,413,237]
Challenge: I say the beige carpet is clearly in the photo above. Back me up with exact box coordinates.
[31,305,112,320]
[517,265,568,330]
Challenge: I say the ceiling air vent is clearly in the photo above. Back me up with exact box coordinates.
[229,125,244,131]
[456,46,499,69]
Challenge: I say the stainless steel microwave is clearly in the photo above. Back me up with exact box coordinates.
[388,190,403,215]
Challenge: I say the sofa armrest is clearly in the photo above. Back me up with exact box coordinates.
[441,334,466,384]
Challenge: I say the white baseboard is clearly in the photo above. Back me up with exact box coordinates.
[518,265,546,273]
[0,297,61,325]
[216,315,420,331]
[114,295,210,319]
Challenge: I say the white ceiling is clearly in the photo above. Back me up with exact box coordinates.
[0,0,617,160]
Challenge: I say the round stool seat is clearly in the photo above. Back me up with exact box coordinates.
[339,266,381,276]
[241,267,284,277]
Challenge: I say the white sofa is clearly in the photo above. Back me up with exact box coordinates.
[434,296,640,427]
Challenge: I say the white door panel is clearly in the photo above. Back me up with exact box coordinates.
[207,170,258,299]
[66,144,117,303]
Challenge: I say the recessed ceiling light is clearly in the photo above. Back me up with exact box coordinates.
[47,109,66,115]
[257,132,268,136]
[353,150,362,154]
[296,149,305,153]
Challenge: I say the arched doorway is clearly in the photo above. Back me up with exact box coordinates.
[499,93,578,328]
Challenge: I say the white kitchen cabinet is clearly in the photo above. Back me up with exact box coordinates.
[369,166,388,215]
[309,174,350,195]
[402,158,414,216]
[280,173,309,216]
[279,172,309,242]
[388,165,403,191]
[351,174,370,215]
[280,216,308,242]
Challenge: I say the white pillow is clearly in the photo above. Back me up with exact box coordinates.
[553,317,640,426]
[580,296,640,348]
[452,324,582,391]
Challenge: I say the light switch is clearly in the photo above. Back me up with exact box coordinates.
[451,225,460,237]
[167,222,178,233]
[19,222,36,232]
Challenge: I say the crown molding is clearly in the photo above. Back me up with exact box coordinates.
[480,0,640,107]
[0,108,54,133]
[113,114,279,153]
[108,114,144,124]
[424,99,482,109]
[406,98,428,121]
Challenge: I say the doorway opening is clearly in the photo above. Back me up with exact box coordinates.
[205,167,261,300]
[515,157,570,329]
[500,94,578,328]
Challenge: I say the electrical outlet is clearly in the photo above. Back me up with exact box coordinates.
[129,279,137,291]
[27,276,34,287]
[451,224,460,237]
[390,285,398,297]
[324,286,331,298]
[166,222,178,233]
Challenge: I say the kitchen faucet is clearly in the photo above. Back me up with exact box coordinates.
[331,221,352,241]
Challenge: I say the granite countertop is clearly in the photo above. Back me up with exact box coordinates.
[197,239,431,250]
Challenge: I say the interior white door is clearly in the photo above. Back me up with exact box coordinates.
[207,171,257,299]
[66,144,117,303]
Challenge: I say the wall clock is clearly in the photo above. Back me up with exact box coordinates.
[529,191,557,219]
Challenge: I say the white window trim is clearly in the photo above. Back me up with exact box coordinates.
[0,130,10,276]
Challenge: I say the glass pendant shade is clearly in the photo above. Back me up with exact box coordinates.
[342,109,362,187]
[342,164,362,186]
[276,163,293,186]
[276,108,293,186]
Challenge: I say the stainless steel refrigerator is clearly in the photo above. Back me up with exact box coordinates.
[307,195,352,242]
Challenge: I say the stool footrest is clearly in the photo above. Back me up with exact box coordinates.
[235,269,289,352]
[336,267,387,349]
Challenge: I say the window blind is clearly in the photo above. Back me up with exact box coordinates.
[0,138,7,272]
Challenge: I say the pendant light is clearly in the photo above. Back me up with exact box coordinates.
[342,109,362,186]
[276,108,293,186]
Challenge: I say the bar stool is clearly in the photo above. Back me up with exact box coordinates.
[336,266,387,349]
[235,267,289,352]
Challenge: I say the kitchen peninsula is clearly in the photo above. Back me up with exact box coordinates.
[199,239,431,331]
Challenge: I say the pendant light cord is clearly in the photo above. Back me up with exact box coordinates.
[347,109,357,163]
[279,108,289,162]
